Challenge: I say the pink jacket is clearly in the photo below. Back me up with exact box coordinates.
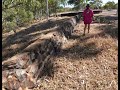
[83,8,94,24]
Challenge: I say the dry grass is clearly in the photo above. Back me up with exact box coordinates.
[34,18,118,90]
[2,11,118,90]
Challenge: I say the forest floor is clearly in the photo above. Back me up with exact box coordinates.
[2,10,118,90]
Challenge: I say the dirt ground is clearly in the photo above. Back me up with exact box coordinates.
[2,10,118,90]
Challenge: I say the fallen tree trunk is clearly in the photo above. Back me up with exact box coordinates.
[2,15,81,89]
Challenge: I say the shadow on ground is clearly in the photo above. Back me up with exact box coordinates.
[58,19,117,60]
[2,18,69,60]
[40,57,57,78]
[96,24,118,39]
[58,41,103,60]
[3,18,69,47]
[93,15,118,24]
[36,35,103,78]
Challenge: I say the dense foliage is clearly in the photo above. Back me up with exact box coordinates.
[2,0,67,33]
[102,1,118,9]
[68,0,103,10]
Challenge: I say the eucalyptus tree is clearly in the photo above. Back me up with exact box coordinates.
[68,0,102,10]
[68,0,88,10]
[103,1,117,9]
[89,0,103,9]
[2,0,42,33]
[2,0,68,33]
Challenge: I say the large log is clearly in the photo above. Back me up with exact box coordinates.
[2,15,79,89]
[2,39,58,89]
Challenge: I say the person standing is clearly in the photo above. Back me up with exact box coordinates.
[82,4,94,36]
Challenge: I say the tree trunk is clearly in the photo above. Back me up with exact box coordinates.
[46,0,49,20]
[2,15,81,89]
